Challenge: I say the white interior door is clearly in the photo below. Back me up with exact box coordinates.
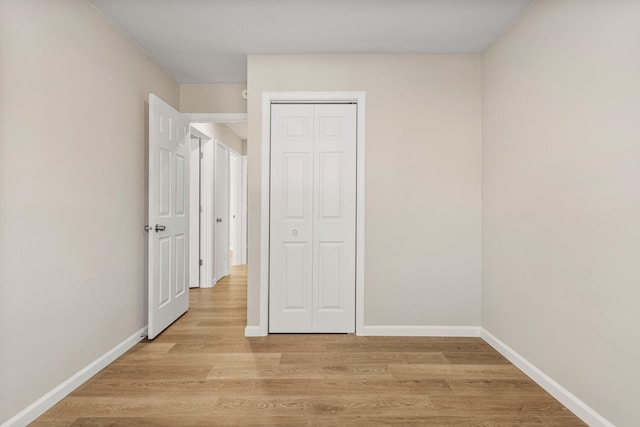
[269,103,357,333]
[148,94,190,339]
[229,150,242,265]
[215,140,229,281]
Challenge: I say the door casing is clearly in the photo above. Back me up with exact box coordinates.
[214,139,230,282]
[255,92,366,337]
[188,127,214,288]
[186,113,247,287]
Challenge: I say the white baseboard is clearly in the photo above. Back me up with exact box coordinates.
[2,326,148,427]
[199,281,217,289]
[362,325,481,337]
[244,325,267,337]
[480,328,614,427]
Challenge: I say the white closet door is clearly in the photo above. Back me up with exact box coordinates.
[269,103,356,333]
[312,104,357,332]
[269,105,315,332]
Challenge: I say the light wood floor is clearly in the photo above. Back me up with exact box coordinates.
[34,265,584,426]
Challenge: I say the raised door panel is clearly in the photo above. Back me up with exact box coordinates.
[317,242,343,310]
[282,243,309,310]
[158,235,172,308]
[175,154,186,217]
[318,153,343,220]
[159,148,171,217]
[175,233,187,297]
[283,153,310,220]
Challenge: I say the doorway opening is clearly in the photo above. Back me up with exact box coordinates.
[188,120,248,289]
[147,94,248,338]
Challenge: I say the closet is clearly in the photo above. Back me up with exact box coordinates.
[269,103,357,333]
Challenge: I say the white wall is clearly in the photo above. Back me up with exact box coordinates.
[247,55,482,328]
[482,1,640,425]
[0,0,179,423]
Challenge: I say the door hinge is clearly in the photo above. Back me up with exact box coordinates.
[199,259,203,266]
[200,152,204,159]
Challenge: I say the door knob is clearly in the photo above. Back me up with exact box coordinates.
[154,224,166,232]
[216,217,223,223]
[144,225,152,232]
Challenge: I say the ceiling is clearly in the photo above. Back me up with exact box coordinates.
[88,0,532,84]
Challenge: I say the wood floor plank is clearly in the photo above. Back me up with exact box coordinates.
[92,365,212,381]
[430,395,572,416]
[447,378,545,395]
[311,415,548,426]
[326,339,496,353]
[43,395,221,418]
[206,364,393,380]
[115,352,282,367]
[443,350,511,365]
[538,415,589,426]
[389,363,529,380]
[213,395,437,417]
[33,265,584,426]
[279,351,449,365]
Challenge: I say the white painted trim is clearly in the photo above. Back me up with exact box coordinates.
[189,126,211,141]
[244,325,265,337]
[481,328,614,427]
[354,94,366,336]
[200,138,215,289]
[240,155,248,265]
[362,325,481,337]
[258,91,366,337]
[188,135,201,288]
[2,327,147,427]
[185,113,247,123]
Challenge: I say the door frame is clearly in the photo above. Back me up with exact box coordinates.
[186,113,247,287]
[258,91,366,336]
[188,127,210,288]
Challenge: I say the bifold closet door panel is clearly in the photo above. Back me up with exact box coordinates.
[269,104,315,332]
[312,104,357,332]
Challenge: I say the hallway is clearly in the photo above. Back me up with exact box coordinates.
[33,265,583,426]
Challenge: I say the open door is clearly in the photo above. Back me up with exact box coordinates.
[148,94,190,339]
